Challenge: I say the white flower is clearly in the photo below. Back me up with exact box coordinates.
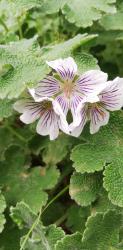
[14,89,69,140]
[35,57,108,127]
[70,77,123,137]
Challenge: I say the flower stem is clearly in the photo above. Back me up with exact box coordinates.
[55,211,68,226]
[20,185,69,250]
[41,184,69,216]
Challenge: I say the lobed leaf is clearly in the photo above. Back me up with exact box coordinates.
[66,204,90,233]
[55,232,83,250]
[104,161,123,207]
[69,171,101,206]
[0,145,60,212]
[41,0,116,28]
[71,111,123,173]
[82,210,122,250]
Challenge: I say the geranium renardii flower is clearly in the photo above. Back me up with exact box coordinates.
[35,57,108,127]
[70,77,123,137]
[14,89,69,140]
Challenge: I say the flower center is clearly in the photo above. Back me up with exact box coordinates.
[63,80,74,99]
[41,100,52,110]
[87,102,105,118]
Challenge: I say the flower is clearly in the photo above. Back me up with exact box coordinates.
[70,77,123,137]
[14,89,69,140]
[35,57,108,127]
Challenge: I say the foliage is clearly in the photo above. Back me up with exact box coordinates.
[0,0,123,249]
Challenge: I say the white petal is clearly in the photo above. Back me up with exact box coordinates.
[49,115,59,140]
[86,94,100,103]
[54,94,69,116]
[35,76,60,98]
[70,92,86,126]
[28,88,36,100]
[14,100,28,113]
[90,105,110,134]
[20,110,40,124]
[28,88,45,102]
[69,106,87,137]
[53,99,69,134]
[99,77,123,111]
[76,70,108,96]
[47,57,77,80]
[36,110,59,140]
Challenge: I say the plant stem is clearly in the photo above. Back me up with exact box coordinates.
[20,185,69,250]
[20,207,42,250]
[55,211,68,226]
[41,184,69,216]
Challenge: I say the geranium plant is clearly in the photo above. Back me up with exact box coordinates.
[0,0,123,249]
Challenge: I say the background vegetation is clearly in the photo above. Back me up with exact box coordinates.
[0,0,123,249]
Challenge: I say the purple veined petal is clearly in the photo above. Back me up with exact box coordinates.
[49,113,60,140]
[54,94,69,116]
[14,99,42,123]
[89,105,110,134]
[99,77,123,111]
[76,70,108,96]
[53,98,69,134]
[47,57,77,81]
[35,76,60,98]
[14,96,55,125]
[69,106,87,137]
[70,91,86,127]
[20,104,41,124]
[36,110,59,140]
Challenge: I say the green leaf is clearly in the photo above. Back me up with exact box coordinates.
[0,216,23,250]
[100,12,123,30]
[66,204,90,233]
[0,191,6,233]
[103,161,123,207]
[41,0,66,14]
[41,0,116,28]
[62,0,116,28]
[0,126,13,161]
[73,52,99,74]
[71,142,114,173]
[69,171,101,206]
[9,0,44,11]
[0,34,97,99]
[82,210,122,250]
[92,189,118,213]
[55,232,83,250]
[0,146,60,212]
[0,99,13,121]
[71,111,123,173]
